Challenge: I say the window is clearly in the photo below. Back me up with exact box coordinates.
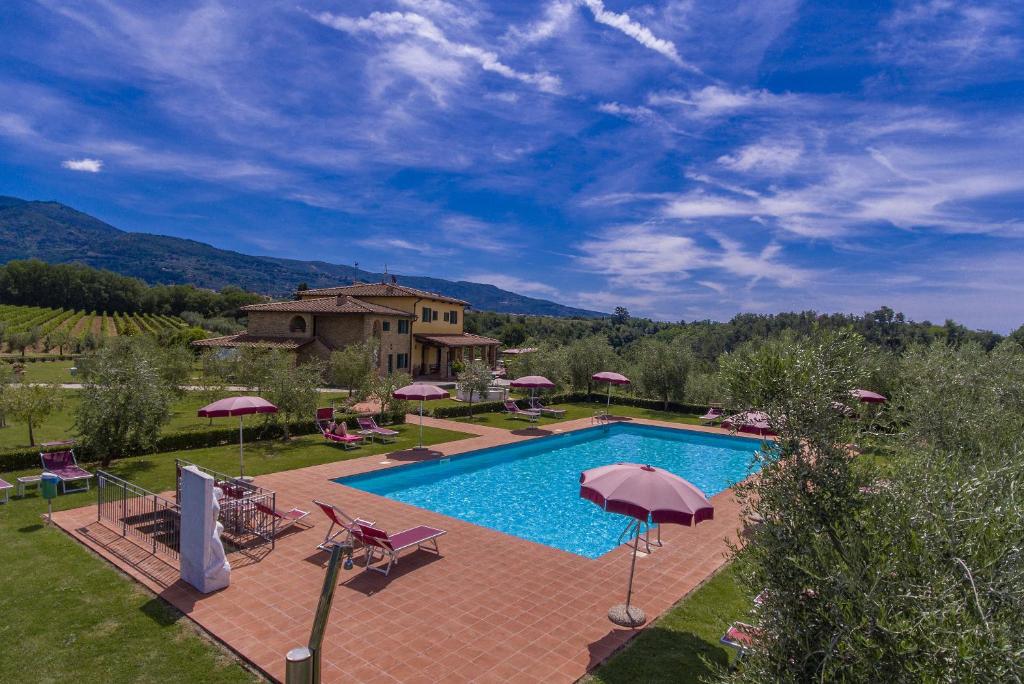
[432,309,438,321]
[443,311,450,322]
[422,306,432,321]
[288,315,306,333]
[398,319,409,334]
[396,353,409,369]
[449,310,458,325]
[387,354,393,373]
[382,321,391,332]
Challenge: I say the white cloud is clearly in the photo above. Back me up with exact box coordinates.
[576,225,708,283]
[462,273,559,297]
[61,158,103,172]
[597,101,656,122]
[507,0,576,44]
[310,10,561,94]
[718,141,803,173]
[580,0,692,69]
[648,85,795,118]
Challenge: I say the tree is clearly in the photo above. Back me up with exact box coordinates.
[6,330,38,359]
[235,347,282,394]
[45,327,72,355]
[456,360,492,419]
[328,342,376,397]
[265,356,324,439]
[0,362,12,428]
[74,341,175,467]
[1,383,63,446]
[367,371,412,422]
[564,335,615,393]
[613,306,630,324]
[630,338,692,409]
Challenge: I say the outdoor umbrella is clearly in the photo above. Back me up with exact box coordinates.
[197,396,278,480]
[592,371,630,415]
[510,375,555,409]
[580,463,713,627]
[850,389,886,404]
[393,383,450,449]
[722,410,776,437]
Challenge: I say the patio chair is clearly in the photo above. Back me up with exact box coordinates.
[40,450,93,494]
[319,420,365,450]
[253,501,311,535]
[528,397,566,417]
[312,499,375,551]
[357,416,399,443]
[503,400,540,422]
[699,404,724,424]
[720,622,762,657]
[353,522,446,576]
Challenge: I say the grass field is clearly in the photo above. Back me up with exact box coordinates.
[588,564,751,684]
[0,423,471,682]
[450,400,704,431]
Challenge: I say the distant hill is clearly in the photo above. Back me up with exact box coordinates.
[0,196,605,318]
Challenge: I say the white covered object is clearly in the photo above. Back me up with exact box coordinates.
[179,465,231,593]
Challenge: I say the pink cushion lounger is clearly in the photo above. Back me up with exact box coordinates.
[312,499,375,551]
[353,522,446,576]
[357,416,399,443]
[700,405,724,424]
[503,400,540,422]
[319,420,365,450]
[720,622,762,656]
[528,397,566,417]
[0,478,12,504]
[254,501,311,534]
[40,450,93,494]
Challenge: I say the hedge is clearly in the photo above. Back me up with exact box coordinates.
[1,354,78,363]
[429,391,715,418]
[0,410,407,473]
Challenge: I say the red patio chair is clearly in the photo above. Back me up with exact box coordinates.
[353,522,446,576]
[312,499,375,551]
[356,416,399,443]
[40,450,92,494]
[254,501,311,536]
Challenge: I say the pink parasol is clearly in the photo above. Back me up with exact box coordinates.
[722,411,776,437]
[592,371,631,414]
[198,396,278,480]
[850,389,886,404]
[393,383,450,449]
[510,375,555,407]
[580,463,713,627]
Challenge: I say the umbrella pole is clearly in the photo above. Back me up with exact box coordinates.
[418,400,424,449]
[238,415,245,480]
[625,520,640,609]
[606,384,612,415]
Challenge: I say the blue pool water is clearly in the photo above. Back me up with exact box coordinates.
[336,424,762,558]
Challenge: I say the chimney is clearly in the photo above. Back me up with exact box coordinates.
[335,295,348,306]
[391,274,397,284]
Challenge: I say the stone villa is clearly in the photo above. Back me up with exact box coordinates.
[194,281,500,379]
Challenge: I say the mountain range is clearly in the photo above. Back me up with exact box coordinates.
[0,196,604,318]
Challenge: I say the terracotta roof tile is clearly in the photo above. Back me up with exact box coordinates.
[192,334,316,350]
[298,282,468,305]
[241,296,411,316]
[414,332,500,347]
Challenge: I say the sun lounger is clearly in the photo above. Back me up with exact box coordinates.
[353,522,446,576]
[40,450,93,493]
[503,400,540,422]
[699,405,724,424]
[254,501,311,535]
[0,478,12,504]
[720,622,762,656]
[319,421,365,449]
[528,397,566,417]
[357,416,399,443]
[312,499,375,551]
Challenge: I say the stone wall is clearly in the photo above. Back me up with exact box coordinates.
[247,311,311,338]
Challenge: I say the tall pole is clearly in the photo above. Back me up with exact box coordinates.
[606,383,612,413]
[238,415,245,479]
[418,400,424,449]
[625,520,640,610]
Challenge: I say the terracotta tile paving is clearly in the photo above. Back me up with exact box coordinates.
[52,415,762,683]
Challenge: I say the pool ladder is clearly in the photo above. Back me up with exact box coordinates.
[618,519,662,553]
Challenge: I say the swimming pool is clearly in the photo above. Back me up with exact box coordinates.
[336,423,762,558]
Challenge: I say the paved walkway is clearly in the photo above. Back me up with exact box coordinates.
[52,416,760,683]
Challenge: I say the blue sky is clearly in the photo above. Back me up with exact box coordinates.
[1,1,1022,331]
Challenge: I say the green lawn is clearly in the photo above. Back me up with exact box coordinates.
[451,400,704,431]
[13,359,78,383]
[0,423,471,682]
[0,390,353,451]
[588,564,752,684]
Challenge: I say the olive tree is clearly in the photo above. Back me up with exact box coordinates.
[1,383,63,446]
[264,356,324,439]
[563,335,616,393]
[630,337,693,409]
[456,360,492,419]
[328,341,376,398]
[74,340,175,467]
[0,362,13,428]
[367,370,412,423]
